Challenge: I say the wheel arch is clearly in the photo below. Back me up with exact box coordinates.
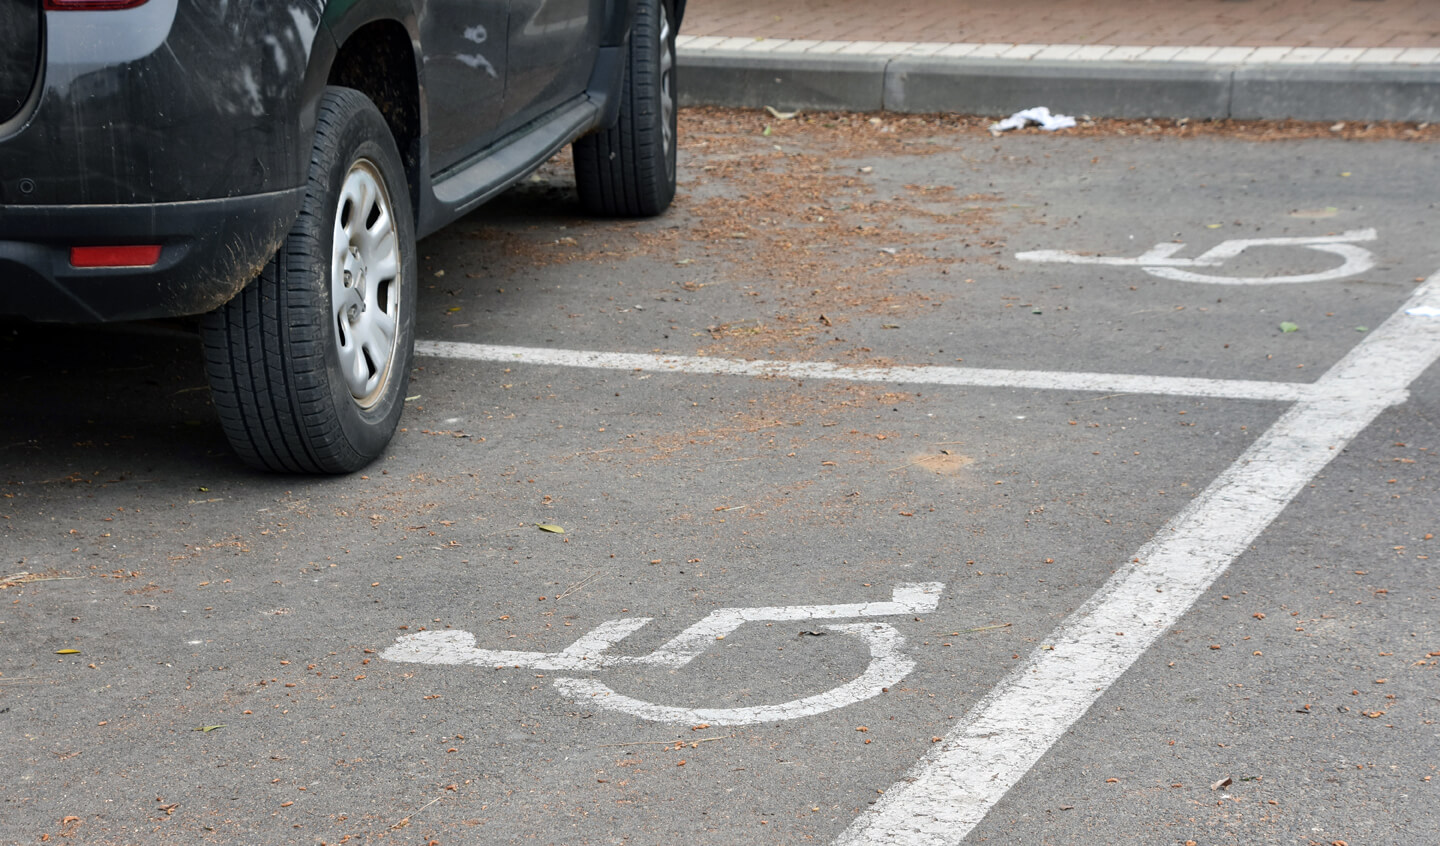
[299,2,425,220]
[601,0,684,44]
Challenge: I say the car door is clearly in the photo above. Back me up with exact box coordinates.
[420,0,510,173]
[498,0,603,132]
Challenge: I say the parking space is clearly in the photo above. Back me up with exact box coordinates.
[2,111,1438,845]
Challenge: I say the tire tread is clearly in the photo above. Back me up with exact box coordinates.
[200,87,413,474]
[574,0,676,217]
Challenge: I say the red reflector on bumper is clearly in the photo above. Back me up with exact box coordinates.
[70,245,162,268]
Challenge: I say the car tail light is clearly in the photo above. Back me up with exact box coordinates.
[70,245,162,268]
[44,0,149,9]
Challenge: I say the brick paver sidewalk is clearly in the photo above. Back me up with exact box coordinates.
[683,0,1440,49]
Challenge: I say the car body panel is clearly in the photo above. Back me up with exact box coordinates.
[499,0,602,134]
[1,0,325,207]
[0,0,41,124]
[415,0,509,172]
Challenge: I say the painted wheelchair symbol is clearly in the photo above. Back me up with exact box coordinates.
[1016,228,1376,285]
[381,582,943,726]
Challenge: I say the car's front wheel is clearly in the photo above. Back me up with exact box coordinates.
[573,0,677,217]
[200,86,417,474]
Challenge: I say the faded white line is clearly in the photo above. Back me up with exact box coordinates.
[836,278,1440,845]
[417,341,1333,403]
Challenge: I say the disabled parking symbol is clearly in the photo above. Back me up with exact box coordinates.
[382,582,943,725]
[1016,227,1377,285]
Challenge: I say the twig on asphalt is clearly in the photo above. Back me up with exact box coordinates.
[690,456,764,468]
[936,623,1013,635]
[2,572,84,587]
[391,794,444,830]
[556,571,602,601]
[598,734,735,748]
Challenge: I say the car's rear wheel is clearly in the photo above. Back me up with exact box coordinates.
[200,86,416,474]
[573,0,677,217]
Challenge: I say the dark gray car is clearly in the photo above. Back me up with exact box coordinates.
[0,0,682,472]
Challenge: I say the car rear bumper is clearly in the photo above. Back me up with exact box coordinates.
[0,188,304,322]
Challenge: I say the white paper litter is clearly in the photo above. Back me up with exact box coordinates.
[989,107,1077,134]
[1406,306,1440,317]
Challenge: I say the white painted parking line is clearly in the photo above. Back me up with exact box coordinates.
[836,277,1440,845]
[417,342,1327,403]
[1017,228,1378,285]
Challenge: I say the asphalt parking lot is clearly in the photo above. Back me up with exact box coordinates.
[2,111,1438,846]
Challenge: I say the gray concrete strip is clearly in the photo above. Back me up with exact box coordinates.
[883,58,1233,119]
[1231,64,1440,122]
[679,51,888,112]
[679,46,1440,121]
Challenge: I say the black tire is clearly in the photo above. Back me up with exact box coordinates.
[200,87,417,474]
[573,0,677,217]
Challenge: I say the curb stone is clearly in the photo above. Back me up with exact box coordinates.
[679,46,1440,122]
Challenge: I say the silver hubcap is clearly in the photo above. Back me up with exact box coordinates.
[659,4,674,164]
[331,159,401,409]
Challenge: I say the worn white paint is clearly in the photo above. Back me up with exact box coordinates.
[836,277,1440,846]
[1015,229,1377,285]
[418,341,1327,403]
[383,582,941,671]
[554,622,914,726]
[383,584,943,724]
